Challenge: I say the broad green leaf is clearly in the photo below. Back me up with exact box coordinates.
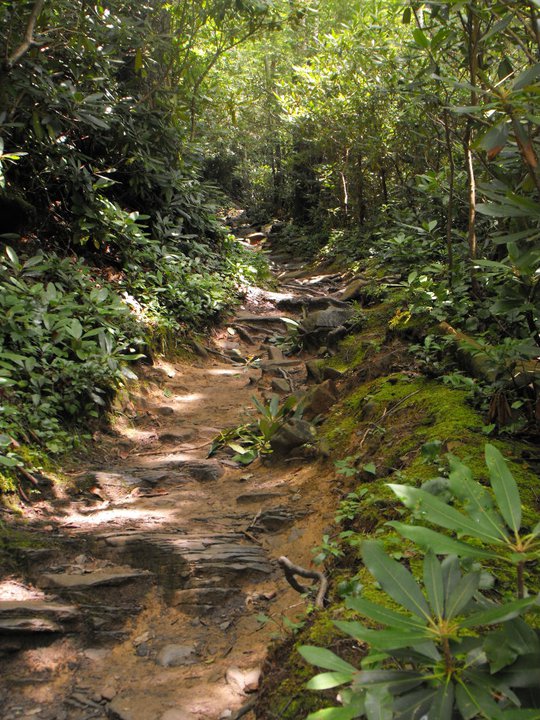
[423,551,444,619]
[388,484,503,544]
[485,445,522,533]
[365,686,392,720]
[456,681,498,720]
[388,484,506,544]
[0,454,21,467]
[433,456,509,544]
[334,621,431,651]
[460,596,538,629]
[299,646,356,674]
[345,597,427,631]
[474,122,509,155]
[484,630,519,673]
[69,319,83,340]
[393,687,437,720]
[430,680,454,720]
[362,542,431,621]
[513,62,540,90]
[306,708,359,720]
[389,524,499,560]
[445,571,480,619]
[5,246,19,265]
[412,28,429,49]
[306,672,353,690]
[495,710,540,719]
[352,670,423,692]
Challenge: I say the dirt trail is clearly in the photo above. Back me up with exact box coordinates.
[0,254,346,720]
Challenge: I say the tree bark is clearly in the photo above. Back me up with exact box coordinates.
[6,0,46,69]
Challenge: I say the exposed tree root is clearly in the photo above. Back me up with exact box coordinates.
[278,555,328,608]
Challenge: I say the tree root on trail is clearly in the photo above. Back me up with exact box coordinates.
[278,556,328,608]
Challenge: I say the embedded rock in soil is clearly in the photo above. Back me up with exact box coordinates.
[251,507,296,532]
[161,458,224,482]
[155,406,175,416]
[269,419,316,456]
[40,567,153,590]
[302,380,338,420]
[271,378,290,394]
[159,430,197,443]
[0,617,61,633]
[132,469,169,486]
[103,533,273,583]
[156,643,197,667]
[172,587,239,607]
[236,491,288,505]
[225,666,262,694]
[338,276,370,302]
[0,600,80,634]
[299,306,354,349]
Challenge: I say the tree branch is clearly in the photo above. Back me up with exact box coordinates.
[6,0,46,69]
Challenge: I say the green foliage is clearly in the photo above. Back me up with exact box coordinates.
[389,444,540,598]
[300,446,540,720]
[209,393,304,464]
[0,246,143,458]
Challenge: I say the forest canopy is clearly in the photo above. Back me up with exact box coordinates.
[0,0,539,458]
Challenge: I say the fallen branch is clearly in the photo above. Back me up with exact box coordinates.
[278,555,328,608]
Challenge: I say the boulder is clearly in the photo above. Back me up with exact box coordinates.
[156,643,197,667]
[302,380,339,420]
[269,419,316,456]
[339,277,370,302]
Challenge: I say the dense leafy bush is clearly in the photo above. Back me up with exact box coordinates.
[0,246,143,457]
[301,446,540,720]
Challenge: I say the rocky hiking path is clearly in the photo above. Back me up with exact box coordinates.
[0,245,361,720]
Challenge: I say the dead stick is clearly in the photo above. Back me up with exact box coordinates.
[278,556,328,608]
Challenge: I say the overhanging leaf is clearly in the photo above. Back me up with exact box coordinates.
[485,444,522,533]
[299,646,356,674]
[388,484,507,544]
[388,523,499,560]
[362,542,431,621]
[306,672,353,690]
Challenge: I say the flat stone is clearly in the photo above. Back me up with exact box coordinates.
[90,471,141,489]
[156,644,197,667]
[172,587,238,606]
[271,378,290,394]
[0,600,79,622]
[225,666,261,694]
[159,430,196,443]
[185,460,223,482]
[133,470,168,486]
[105,533,272,580]
[236,491,288,504]
[269,419,316,456]
[40,567,152,590]
[267,346,285,362]
[163,458,224,481]
[302,380,338,420]
[155,406,174,416]
[0,617,61,633]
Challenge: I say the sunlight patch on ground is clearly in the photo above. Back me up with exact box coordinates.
[173,393,203,404]
[206,368,243,376]
[0,580,45,601]
[59,507,174,527]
